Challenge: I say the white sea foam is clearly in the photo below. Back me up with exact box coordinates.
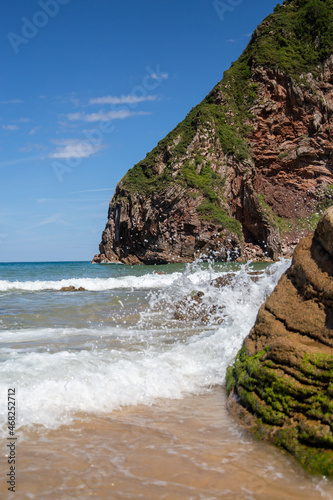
[0,325,132,344]
[0,273,182,292]
[0,259,290,433]
[0,266,248,292]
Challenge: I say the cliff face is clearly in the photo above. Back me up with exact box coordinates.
[227,206,333,477]
[93,0,333,265]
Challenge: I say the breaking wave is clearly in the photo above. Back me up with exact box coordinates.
[0,259,290,432]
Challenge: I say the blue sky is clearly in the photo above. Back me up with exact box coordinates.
[0,0,279,262]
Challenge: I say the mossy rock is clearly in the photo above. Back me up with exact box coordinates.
[227,345,333,477]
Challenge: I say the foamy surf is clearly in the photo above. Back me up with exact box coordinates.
[0,266,237,292]
[0,273,181,292]
[0,258,290,433]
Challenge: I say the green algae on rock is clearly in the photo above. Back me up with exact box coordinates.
[227,206,333,477]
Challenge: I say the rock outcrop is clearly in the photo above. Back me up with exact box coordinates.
[59,286,86,292]
[226,206,333,477]
[93,0,333,265]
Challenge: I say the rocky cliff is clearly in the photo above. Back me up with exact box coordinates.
[226,206,333,477]
[93,0,333,265]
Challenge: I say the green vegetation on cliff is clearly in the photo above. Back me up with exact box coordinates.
[254,0,333,76]
[119,0,333,238]
[319,183,333,212]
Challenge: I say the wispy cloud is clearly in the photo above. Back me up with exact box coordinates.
[49,139,104,159]
[16,117,30,123]
[71,188,114,194]
[0,156,40,167]
[29,127,39,135]
[33,214,72,228]
[67,109,149,123]
[0,99,23,105]
[19,143,45,153]
[2,124,19,131]
[89,94,159,105]
[227,33,252,43]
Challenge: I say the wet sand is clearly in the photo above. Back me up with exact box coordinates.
[2,388,333,499]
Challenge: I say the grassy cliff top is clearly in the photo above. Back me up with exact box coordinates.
[248,0,333,76]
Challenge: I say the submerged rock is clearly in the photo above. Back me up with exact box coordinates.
[174,271,266,323]
[174,291,225,324]
[227,206,333,477]
[211,274,235,289]
[59,286,86,292]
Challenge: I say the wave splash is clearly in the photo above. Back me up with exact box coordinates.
[0,259,290,432]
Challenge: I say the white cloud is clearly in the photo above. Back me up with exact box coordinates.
[2,124,19,131]
[29,127,39,135]
[89,95,158,105]
[49,139,103,159]
[67,110,149,123]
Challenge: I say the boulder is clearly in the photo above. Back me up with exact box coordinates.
[227,207,333,477]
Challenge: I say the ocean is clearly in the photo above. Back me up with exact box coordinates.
[1,259,333,499]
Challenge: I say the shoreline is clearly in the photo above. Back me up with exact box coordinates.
[3,389,333,499]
